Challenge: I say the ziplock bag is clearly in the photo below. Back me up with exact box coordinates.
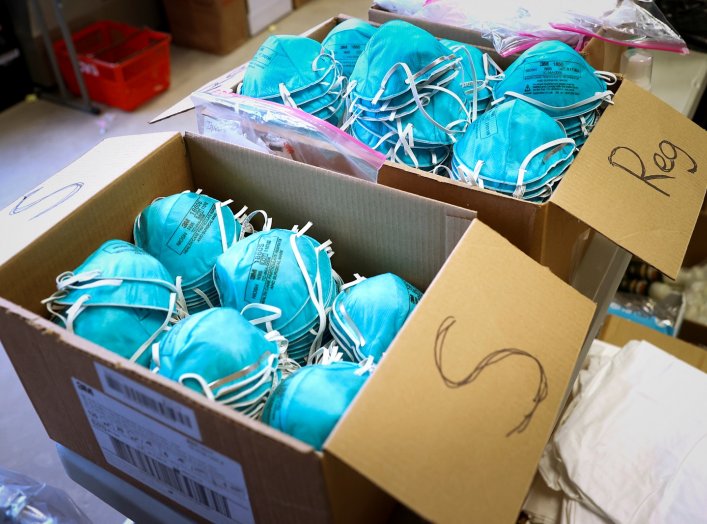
[192,73,385,183]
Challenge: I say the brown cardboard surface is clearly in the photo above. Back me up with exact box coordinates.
[326,221,596,524]
[162,0,249,54]
[552,80,707,279]
[600,314,707,372]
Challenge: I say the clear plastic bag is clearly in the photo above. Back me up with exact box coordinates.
[553,0,689,54]
[0,468,90,524]
[192,87,385,183]
[608,291,685,336]
[377,0,688,56]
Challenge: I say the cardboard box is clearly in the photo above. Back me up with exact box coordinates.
[600,314,707,372]
[246,0,292,35]
[162,0,249,55]
[0,132,597,523]
[368,5,625,73]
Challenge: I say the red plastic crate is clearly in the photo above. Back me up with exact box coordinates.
[53,21,171,111]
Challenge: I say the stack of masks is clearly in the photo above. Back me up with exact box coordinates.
[492,40,615,150]
[134,190,253,314]
[214,223,341,365]
[342,21,472,171]
[328,273,422,363]
[153,307,287,418]
[42,240,183,367]
[321,18,377,79]
[450,99,576,202]
[240,35,347,127]
[262,360,373,450]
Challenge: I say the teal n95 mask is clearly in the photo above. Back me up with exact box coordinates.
[214,222,341,365]
[42,240,184,367]
[240,35,347,126]
[492,40,615,127]
[440,38,504,120]
[152,307,288,418]
[321,18,377,78]
[261,360,373,450]
[134,190,263,314]
[328,273,422,363]
[343,21,471,170]
[450,99,576,202]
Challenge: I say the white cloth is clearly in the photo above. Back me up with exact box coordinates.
[539,339,707,524]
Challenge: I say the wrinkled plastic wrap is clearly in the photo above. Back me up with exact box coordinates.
[608,291,685,336]
[374,0,687,56]
[192,86,385,184]
[0,468,90,524]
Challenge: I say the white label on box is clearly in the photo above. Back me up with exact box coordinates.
[95,363,201,441]
[73,378,255,524]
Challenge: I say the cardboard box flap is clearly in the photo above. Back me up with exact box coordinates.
[551,80,707,279]
[325,221,596,524]
[0,132,183,267]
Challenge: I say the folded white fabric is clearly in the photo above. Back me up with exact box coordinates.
[540,339,707,524]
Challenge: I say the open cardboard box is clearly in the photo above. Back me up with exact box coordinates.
[151,15,707,382]
[367,4,625,73]
[0,132,597,523]
[678,206,707,346]
[600,314,707,372]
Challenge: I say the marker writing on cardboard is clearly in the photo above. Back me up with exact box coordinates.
[9,183,84,220]
[608,139,697,197]
[433,316,548,437]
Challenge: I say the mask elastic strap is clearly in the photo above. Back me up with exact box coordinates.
[341,273,366,291]
[56,269,104,290]
[515,138,575,198]
[244,209,272,237]
[501,90,614,114]
[191,287,216,309]
[355,356,376,376]
[337,301,366,352]
[432,164,453,178]
[211,353,280,416]
[173,276,188,318]
[370,55,457,105]
[241,303,282,333]
[215,200,233,253]
[595,71,617,85]
[130,292,178,364]
[291,226,328,358]
[457,160,485,188]
[308,341,346,366]
[329,319,359,360]
[179,373,216,400]
[279,83,298,109]
[64,293,91,332]
[151,342,161,371]
[484,54,505,83]
[450,44,480,121]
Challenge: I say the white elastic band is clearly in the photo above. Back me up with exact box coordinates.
[515,138,576,198]
[130,292,178,364]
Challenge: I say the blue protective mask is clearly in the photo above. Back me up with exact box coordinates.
[349,21,460,103]
[152,307,288,418]
[43,240,183,367]
[240,35,346,124]
[493,40,615,120]
[328,273,422,363]
[451,99,576,200]
[214,222,341,364]
[322,18,377,78]
[134,190,253,313]
[440,38,504,119]
[261,360,372,450]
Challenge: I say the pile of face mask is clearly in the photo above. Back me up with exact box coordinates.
[343,21,472,171]
[239,21,616,203]
[240,35,347,127]
[448,39,615,201]
[44,192,422,446]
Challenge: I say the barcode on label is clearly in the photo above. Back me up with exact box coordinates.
[95,364,201,440]
[109,436,233,519]
[105,375,192,428]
